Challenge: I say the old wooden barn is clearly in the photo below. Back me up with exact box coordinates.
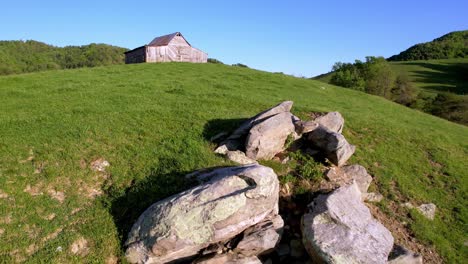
[124,32,208,64]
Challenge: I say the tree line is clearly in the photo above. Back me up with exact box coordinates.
[329,57,467,125]
[0,40,128,75]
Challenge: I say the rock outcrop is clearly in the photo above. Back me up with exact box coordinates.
[302,183,394,264]
[126,101,423,263]
[125,164,282,264]
[214,101,355,167]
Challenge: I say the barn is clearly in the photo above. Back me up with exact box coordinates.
[124,32,208,64]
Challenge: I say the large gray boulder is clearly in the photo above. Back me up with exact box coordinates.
[302,183,394,264]
[245,112,296,160]
[325,165,373,194]
[215,101,293,153]
[306,125,355,166]
[314,112,345,134]
[125,164,280,264]
[228,101,293,141]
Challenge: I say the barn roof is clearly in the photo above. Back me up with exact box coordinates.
[148,32,191,47]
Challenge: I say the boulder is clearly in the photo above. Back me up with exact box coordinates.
[306,125,355,166]
[245,112,296,160]
[325,165,373,194]
[417,203,436,220]
[388,245,423,264]
[125,164,280,264]
[314,112,344,134]
[302,183,394,264]
[226,151,258,165]
[228,101,293,141]
[235,213,283,256]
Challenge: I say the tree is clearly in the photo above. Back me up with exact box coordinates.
[392,74,417,106]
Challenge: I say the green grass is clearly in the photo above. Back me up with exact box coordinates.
[389,58,468,95]
[0,63,467,262]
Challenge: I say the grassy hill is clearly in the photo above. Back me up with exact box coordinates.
[0,40,128,75]
[0,63,466,263]
[389,58,468,95]
[388,30,468,61]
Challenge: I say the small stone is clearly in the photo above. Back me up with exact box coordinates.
[214,144,229,155]
[56,246,62,252]
[364,192,383,203]
[402,202,414,209]
[226,150,257,165]
[417,203,436,220]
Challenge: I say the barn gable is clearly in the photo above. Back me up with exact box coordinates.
[148,32,191,47]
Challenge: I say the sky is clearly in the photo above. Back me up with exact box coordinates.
[0,0,467,77]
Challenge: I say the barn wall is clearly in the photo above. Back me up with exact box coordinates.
[125,46,146,64]
[158,46,207,63]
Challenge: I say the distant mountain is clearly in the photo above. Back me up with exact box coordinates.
[387,30,468,61]
[0,40,128,75]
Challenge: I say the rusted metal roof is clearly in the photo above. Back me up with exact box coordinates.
[147,32,191,47]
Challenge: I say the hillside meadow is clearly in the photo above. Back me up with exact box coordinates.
[0,63,466,262]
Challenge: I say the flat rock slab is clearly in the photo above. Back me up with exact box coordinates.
[302,183,394,264]
[125,164,280,264]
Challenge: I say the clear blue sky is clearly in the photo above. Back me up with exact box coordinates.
[1,0,467,77]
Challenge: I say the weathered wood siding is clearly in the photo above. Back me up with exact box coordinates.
[125,46,146,64]
[146,46,207,63]
[125,33,207,64]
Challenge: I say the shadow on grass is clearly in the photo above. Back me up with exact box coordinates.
[404,61,468,94]
[105,164,195,249]
[202,118,246,142]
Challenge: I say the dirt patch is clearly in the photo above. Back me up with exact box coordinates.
[70,237,90,256]
[0,214,12,224]
[0,189,8,199]
[105,255,118,264]
[367,203,443,264]
[90,158,110,172]
[24,183,44,196]
[47,189,66,203]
